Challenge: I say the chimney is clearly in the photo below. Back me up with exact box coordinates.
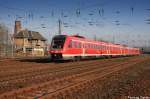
[14,20,21,34]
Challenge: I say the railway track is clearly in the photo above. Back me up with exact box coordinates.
[0,56,147,99]
[0,58,110,74]
[0,58,117,81]
[38,58,148,99]
[1,56,132,82]
[0,56,135,78]
[0,57,129,94]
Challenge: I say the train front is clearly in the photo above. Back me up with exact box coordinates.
[49,35,66,60]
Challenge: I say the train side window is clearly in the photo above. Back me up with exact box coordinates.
[74,42,77,48]
[97,45,99,49]
[77,42,80,48]
[69,40,72,48]
[99,45,101,50]
[79,42,81,48]
[75,42,79,48]
[100,45,102,50]
[102,45,105,50]
[76,42,78,48]
[94,44,97,49]
[104,46,106,50]
[98,45,101,50]
[95,45,97,49]
[101,45,103,50]
[88,43,90,48]
[105,46,107,50]
[78,42,81,48]
[116,47,118,50]
[91,44,93,48]
[84,43,86,48]
[102,45,104,50]
[90,44,92,48]
[96,45,98,49]
[75,42,78,48]
[76,42,79,48]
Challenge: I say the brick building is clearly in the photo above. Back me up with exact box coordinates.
[14,20,47,56]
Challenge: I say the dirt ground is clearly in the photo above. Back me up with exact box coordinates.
[0,55,149,99]
[95,55,150,99]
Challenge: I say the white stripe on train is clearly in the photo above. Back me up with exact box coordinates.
[62,54,132,57]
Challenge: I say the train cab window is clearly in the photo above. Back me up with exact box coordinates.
[51,35,66,49]
[68,40,72,48]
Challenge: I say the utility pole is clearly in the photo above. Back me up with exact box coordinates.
[58,19,62,35]
[11,34,14,57]
[94,35,97,41]
[113,35,115,43]
[6,30,9,57]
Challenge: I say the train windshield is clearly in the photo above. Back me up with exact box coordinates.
[51,35,66,49]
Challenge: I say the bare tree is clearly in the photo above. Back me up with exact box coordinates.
[0,23,9,57]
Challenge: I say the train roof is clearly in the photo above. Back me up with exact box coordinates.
[72,35,85,38]
[53,35,139,49]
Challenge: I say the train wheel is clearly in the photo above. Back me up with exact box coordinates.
[73,56,81,62]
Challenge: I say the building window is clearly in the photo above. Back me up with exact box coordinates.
[26,48,32,51]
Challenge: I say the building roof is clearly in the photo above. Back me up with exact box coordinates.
[14,29,46,41]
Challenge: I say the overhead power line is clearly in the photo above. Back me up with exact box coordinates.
[0,3,27,12]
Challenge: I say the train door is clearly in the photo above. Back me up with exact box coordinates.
[82,41,85,56]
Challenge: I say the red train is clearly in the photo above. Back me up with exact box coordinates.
[49,35,140,60]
